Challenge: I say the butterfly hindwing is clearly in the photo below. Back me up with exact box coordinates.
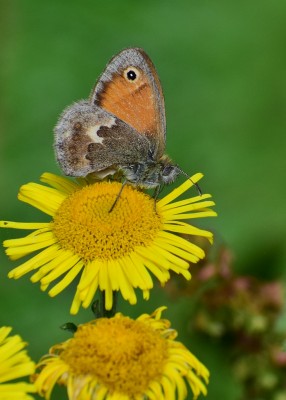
[54,101,150,177]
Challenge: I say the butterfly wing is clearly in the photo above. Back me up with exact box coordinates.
[54,100,150,177]
[90,48,166,159]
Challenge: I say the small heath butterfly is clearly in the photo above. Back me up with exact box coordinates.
[54,48,199,197]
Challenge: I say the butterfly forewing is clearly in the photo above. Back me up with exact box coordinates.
[90,48,166,158]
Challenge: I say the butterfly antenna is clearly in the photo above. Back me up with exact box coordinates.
[178,168,202,196]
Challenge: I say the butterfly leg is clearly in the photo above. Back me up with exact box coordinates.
[152,184,164,212]
[109,180,127,213]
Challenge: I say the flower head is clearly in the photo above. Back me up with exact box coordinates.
[34,307,209,399]
[1,172,216,314]
[0,326,36,400]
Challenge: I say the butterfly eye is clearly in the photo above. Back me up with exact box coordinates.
[162,165,175,177]
[124,67,140,82]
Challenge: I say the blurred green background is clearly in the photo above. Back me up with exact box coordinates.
[0,1,285,399]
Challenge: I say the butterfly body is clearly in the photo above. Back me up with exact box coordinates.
[54,48,180,189]
[118,154,179,189]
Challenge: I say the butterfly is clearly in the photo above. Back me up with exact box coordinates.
[54,48,198,198]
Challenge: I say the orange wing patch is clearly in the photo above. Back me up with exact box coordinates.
[98,73,158,136]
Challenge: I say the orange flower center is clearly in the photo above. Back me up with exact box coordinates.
[52,182,162,262]
[61,316,168,396]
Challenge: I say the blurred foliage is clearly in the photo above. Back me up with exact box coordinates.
[166,245,286,399]
[0,1,286,399]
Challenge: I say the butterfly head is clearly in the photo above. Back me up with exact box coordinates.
[160,156,181,185]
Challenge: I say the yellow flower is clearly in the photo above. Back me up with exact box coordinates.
[34,307,209,400]
[0,326,36,400]
[1,172,216,314]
